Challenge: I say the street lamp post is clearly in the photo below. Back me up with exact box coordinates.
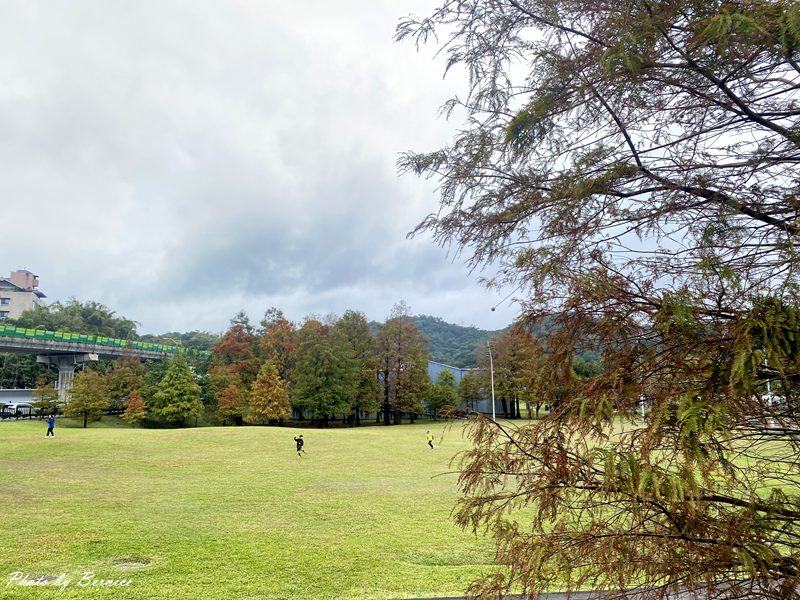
[487,341,496,422]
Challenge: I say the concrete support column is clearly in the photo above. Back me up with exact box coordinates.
[36,353,99,404]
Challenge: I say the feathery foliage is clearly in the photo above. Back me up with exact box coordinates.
[399,0,800,597]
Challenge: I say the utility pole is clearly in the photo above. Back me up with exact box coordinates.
[487,341,496,422]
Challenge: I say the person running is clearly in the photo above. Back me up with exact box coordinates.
[45,415,55,438]
[294,435,305,456]
[426,429,434,449]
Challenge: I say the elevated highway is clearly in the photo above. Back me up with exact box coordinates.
[0,325,179,402]
[0,335,174,360]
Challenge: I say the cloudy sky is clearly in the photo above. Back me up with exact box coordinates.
[1,0,518,335]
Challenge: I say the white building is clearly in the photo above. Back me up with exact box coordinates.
[0,270,46,320]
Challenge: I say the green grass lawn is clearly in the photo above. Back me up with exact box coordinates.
[0,419,492,600]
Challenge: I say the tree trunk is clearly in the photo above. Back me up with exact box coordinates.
[83,411,88,428]
[382,370,391,426]
[501,397,509,419]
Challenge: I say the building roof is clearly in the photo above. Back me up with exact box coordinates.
[0,279,47,298]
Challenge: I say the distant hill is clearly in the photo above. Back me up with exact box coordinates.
[411,315,504,369]
[369,315,503,368]
[409,314,599,372]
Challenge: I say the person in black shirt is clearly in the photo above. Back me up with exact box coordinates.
[294,435,305,456]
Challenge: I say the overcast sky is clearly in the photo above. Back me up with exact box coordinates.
[0,0,518,335]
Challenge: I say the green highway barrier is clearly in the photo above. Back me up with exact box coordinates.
[0,325,209,357]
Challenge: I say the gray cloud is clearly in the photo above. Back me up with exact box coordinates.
[0,0,519,334]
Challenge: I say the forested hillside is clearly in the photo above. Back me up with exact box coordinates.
[410,315,600,373]
[411,315,502,368]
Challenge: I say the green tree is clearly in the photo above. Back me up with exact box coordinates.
[0,353,47,389]
[31,373,59,417]
[292,318,358,426]
[139,358,169,408]
[139,330,220,350]
[12,298,138,338]
[247,361,290,424]
[457,370,485,413]
[427,370,459,419]
[573,353,603,378]
[122,390,146,425]
[375,302,431,425]
[399,0,800,597]
[64,370,109,428]
[334,310,379,425]
[152,354,202,427]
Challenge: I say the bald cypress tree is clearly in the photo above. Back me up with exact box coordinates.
[122,390,146,426]
[64,370,109,428]
[247,361,290,424]
[334,310,379,425]
[216,383,245,426]
[152,354,202,427]
[32,373,59,417]
[375,302,431,425]
[400,0,800,597]
[292,318,358,426]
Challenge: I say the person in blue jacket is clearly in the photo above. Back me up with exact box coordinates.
[46,415,55,438]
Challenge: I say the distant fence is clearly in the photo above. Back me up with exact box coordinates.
[0,405,42,420]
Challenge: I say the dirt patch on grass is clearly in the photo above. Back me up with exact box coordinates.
[113,556,150,569]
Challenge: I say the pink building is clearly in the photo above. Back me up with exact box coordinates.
[0,270,46,320]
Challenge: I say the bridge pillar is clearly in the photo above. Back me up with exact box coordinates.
[36,353,99,404]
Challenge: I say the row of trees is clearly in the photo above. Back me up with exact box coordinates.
[20,299,599,428]
[34,315,589,429]
[30,301,457,429]
[11,297,598,429]
[208,303,434,426]
[39,354,202,428]
[207,303,591,427]
[5,297,601,427]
